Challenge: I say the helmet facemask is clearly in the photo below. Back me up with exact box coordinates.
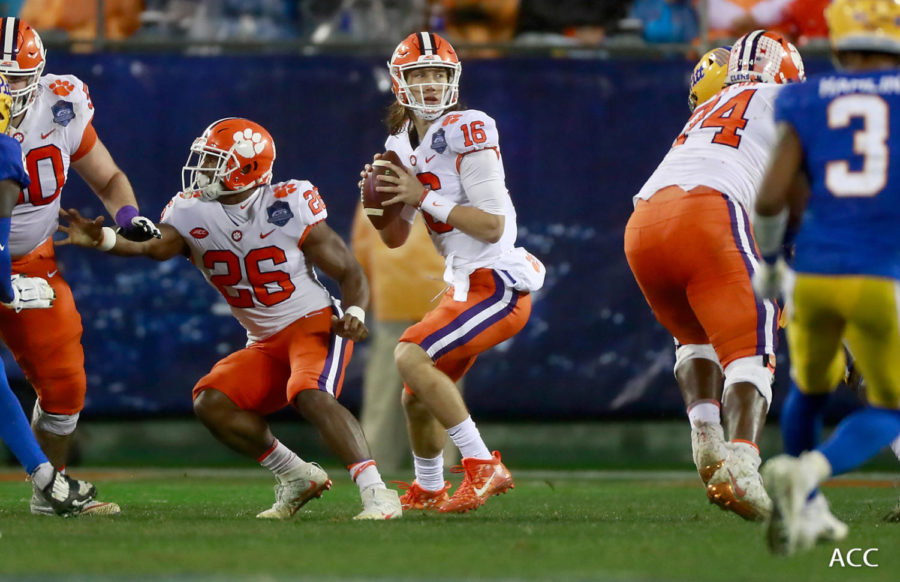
[182,143,238,201]
[2,64,44,118]
[392,62,460,121]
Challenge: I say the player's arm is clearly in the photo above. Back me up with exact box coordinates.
[751,122,807,298]
[301,221,369,342]
[56,208,186,261]
[70,136,161,240]
[378,151,505,243]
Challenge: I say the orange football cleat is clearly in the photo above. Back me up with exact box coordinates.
[395,480,452,511]
[440,451,514,514]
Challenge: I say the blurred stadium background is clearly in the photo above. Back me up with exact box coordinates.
[1,0,894,473]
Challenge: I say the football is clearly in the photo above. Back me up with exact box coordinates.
[362,150,405,230]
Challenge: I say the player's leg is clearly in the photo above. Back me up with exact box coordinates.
[686,192,779,521]
[397,270,528,513]
[192,335,332,520]
[626,188,731,485]
[286,308,399,520]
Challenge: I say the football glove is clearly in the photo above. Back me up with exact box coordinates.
[751,258,785,300]
[118,215,162,242]
[1,274,55,312]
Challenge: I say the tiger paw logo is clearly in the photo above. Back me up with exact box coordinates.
[49,80,75,97]
[231,129,267,159]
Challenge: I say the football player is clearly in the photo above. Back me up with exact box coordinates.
[359,32,546,513]
[752,0,900,554]
[625,30,805,521]
[0,72,98,516]
[0,17,161,516]
[58,117,402,521]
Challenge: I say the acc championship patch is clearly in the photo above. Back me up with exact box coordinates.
[431,128,447,154]
[51,100,75,127]
[266,200,293,227]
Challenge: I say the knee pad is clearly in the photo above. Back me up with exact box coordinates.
[723,356,774,408]
[674,344,722,377]
[31,402,79,436]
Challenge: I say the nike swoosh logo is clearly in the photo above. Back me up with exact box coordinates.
[727,469,747,498]
[47,270,58,278]
[425,155,436,163]
[260,229,276,239]
[240,201,252,209]
[473,473,495,497]
[41,130,56,139]
[431,201,443,207]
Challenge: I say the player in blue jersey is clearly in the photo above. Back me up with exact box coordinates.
[0,73,98,516]
[751,0,900,555]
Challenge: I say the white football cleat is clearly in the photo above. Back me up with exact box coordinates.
[31,482,120,517]
[353,486,402,521]
[706,442,771,521]
[800,492,848,544]
[761,453,822,555]
[691,421,727,484]
[256,462,332,520]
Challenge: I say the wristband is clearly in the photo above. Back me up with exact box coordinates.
[97,227,117,252]
[418,191,457,223]
[115,205,139,230]
[345,305,366,324]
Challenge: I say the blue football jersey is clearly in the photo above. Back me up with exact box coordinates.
[0,134,29,189]
[777,69,900,279]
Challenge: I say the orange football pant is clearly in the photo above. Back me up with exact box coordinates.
[624,186,778,368]
[400,268,531,391]
[193,306,353,415]
[0,238,86,415]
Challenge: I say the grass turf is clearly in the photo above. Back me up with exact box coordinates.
[0,469,897,581]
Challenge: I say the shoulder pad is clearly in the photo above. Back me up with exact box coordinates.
[441,110,499,154]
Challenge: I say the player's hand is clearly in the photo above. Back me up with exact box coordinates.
[358,157,378,202]
[752,259,784,300]
[331,313,369,342]
[119,215,162,242]
[376,161,424,207]
[56,208,105,248]
[1,274,55,312]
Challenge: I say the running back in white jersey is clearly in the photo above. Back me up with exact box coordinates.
[160,179,334,343]
[385,109,544,298]
[635,82,782,212]
[8,74,95,257]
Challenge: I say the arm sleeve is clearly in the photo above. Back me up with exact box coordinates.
[459,149,507,215]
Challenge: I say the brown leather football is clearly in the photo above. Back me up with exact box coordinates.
[362,150,405,230]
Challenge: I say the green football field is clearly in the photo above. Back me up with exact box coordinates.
[0,468,897,581]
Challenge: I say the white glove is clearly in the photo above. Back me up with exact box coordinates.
[2,274,56,312]
[752,259,785,300]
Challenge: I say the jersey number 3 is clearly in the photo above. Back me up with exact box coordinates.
[825,94,889,198]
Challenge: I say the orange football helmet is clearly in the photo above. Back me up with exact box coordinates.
[388,31,461,120]
[182,118,276,201]
[0,18,46,118]
[725,30,805,86]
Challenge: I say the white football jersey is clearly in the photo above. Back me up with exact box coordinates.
[8,74,95,257]
[386,109,544,298]
[635,83,782,212]
[160,180,333,343]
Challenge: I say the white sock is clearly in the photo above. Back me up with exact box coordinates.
[447,416,491,460]
[801,450,833,491]
[687,400,721,430]
[258,440,304,477]
[413,454,445,491]
[30,462,55,490]
[892,434,900,461]
[349,460,385,492]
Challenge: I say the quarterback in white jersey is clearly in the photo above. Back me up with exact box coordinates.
[0,18,159,517]
[359,32,545,515]
[59,117,402,521]
[625,30,805,522]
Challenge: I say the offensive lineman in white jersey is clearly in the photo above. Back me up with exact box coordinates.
[58,117,402,521]
[0,18,160,516]
[360,32,546,514]
[625,31,805,521]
